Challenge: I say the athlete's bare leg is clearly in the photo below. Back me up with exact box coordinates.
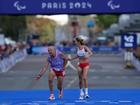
[77,66,83,89]
[57,76,63,98]
[83,66,90,98]
[48,70,55,94]
[83,66,89,88]
[77,66,85,99]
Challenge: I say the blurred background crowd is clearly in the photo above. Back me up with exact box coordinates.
[0,14,139,60]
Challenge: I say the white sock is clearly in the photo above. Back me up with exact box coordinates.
[85,88,88,95]
[80,89,84,95]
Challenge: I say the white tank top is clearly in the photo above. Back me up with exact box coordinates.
[77,47,87,57]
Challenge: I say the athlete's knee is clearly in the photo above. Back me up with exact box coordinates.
[78,75,82,80]
[48,79,53,83]
[83,75,87,80]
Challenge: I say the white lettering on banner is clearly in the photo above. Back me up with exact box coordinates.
[125,43,133,47]
[124,35,134,47]
[87,2,92,8]
[69,2,74,9]
[14,1,26,11]
[42,3,47,9]
[75,2,81,8]
[42,2,92,9]
[48,3,52,8]
[42,2,67,9]
[82,2,86,8]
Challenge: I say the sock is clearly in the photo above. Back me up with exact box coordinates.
[59,89,63,94]
[85,88,88,95]
[80,89,84,95]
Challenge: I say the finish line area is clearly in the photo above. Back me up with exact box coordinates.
[0,89,140,105]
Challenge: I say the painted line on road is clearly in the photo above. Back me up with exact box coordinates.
[66,77,77,88]
[118,100,132,103]
[134,76,140,79]
[92,76,100,79]
[120,76,128,79]
[106,76,113,79]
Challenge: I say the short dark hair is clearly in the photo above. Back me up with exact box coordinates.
[47,42,55,46]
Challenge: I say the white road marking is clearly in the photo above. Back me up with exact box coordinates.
[118,100,132,103]
[120,76,128,79]
[106,76,113,79]
[66,77,77,88]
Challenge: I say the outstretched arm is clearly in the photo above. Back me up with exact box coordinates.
[69,55,79,61]
[36,61,49,80]
[61,53,68,70]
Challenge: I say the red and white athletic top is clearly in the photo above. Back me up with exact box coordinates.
[77,47,88,58]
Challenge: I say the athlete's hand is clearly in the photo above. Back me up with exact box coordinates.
[63,70,66,76]
[35,74,42,80]
[64,57,70,60]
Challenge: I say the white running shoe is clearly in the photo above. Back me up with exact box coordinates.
[85,94,90,99]
[48,94,55,100]
[79,94,84,100]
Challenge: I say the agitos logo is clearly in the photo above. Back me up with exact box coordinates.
[107,0,120,10]
[14,1,26,11]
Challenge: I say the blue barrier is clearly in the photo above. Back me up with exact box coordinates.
[31,46,120,54]
[92,46,120,53]
[32,47,48,54]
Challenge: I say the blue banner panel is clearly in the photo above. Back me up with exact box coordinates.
[121,33,137,48]
[0,0,140,14]
[93,46,120,53]
[31,46,120,54]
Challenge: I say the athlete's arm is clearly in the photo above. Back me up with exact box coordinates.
[69,56,79,61]
[67,47,79,61]
[61,53,68,70]
[39,61,49,76]
[36,60,49,80]
[85,46,93,57]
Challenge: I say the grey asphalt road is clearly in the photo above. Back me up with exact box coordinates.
[0,53,140,90]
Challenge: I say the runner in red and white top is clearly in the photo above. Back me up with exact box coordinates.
[69,36,93,100]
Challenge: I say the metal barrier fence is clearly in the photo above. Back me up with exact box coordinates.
[123,50,140,71]
[132,55,140,71]
[0,49,27,73]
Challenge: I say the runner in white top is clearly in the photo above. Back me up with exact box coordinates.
[69,36,93,100]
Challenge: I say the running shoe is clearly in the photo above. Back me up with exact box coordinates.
[48,94,55,100]
[85,94,90,99]
[79,94,84,100]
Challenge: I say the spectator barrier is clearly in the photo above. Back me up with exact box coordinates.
[132,55,140,71]
[0,49,27,73]
[31,46,121,54]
